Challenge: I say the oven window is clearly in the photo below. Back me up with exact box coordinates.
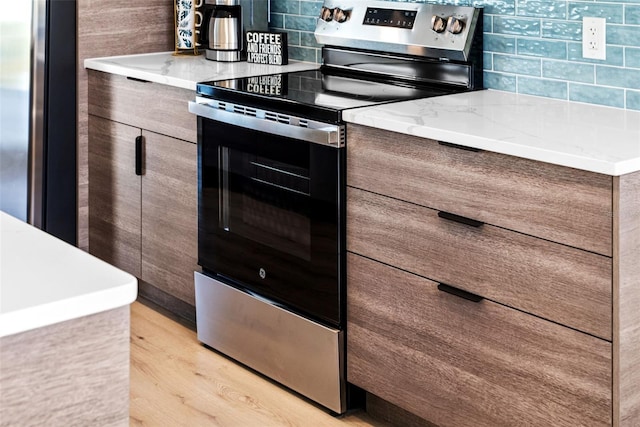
[220,146,312,261]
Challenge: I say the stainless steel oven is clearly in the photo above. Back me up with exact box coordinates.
[189,0,484,415]
[191,98,349,413]
[193,100,345,328]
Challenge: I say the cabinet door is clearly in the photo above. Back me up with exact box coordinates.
[141,130,198,305]
[88,116,141,277]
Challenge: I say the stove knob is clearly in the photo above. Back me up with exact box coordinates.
[334,7,350,23]
[320,6,333,22]
[447,17,465,34]
[431,15,447,33]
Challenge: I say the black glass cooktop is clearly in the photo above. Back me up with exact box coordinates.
[196,69,459,123]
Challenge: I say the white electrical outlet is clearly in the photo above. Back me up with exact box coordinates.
[582,17,606,60]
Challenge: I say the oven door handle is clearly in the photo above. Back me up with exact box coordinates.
[188,101,344,147]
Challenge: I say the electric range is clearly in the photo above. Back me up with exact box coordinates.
[189,0,484,414]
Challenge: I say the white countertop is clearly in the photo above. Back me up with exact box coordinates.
[84,52,640,176]
[343,90,640,176]
[0,213,138,337]
[84,51,319,90]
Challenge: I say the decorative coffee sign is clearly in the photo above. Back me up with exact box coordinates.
[246,31,288,65]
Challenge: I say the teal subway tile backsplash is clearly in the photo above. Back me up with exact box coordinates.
[600,0,640,3]
[300,1,323,16]
[597,66,640,89]
[626,90,640,110]
[270,0,640,109]
[493,17,540,36]
[625,5,640,23]
[472,0,516,16]
[484,52,494,68]
[300,31,321,49]
[287,45,320,63]
[494,54,541,74]
[608,25,640,47]
[568,42,624,65]
[473,0,515,16]
[518,76,568,98]
[570,83,625,108]
[543,60,595,82]
[568,2,624,23]
[516,0,566,19]
[484,71,518,90]
[541,21,581,41]
[271,0,299,14]
[484,34,517,53]
[269,12,284,28]
[516,38,567,59]
[284,15,316,31]
[625,48,640,68]
[284,30,301,46]
[484,14,493,31]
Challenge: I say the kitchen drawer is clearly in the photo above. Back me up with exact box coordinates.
[88,71,196,143]
[347,124,612,256]
[347,187,612,340]
[347,253,612,427]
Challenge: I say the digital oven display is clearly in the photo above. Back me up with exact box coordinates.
[363,7,416,29]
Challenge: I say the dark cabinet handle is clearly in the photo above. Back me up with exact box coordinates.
[438,141,482,152]
[437,211,484,227]
[437,283,484,303]
[135,135,143,176]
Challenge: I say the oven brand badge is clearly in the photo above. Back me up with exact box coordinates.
[259,268,267,279]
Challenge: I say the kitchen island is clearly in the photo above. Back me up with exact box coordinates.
[0,212,137,426]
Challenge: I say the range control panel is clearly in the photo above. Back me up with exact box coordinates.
[315,0,482,61]
[363,7,417,29]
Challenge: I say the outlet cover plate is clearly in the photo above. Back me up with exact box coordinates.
[582,17,606,60]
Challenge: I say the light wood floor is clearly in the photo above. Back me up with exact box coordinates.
[130,301,389,427]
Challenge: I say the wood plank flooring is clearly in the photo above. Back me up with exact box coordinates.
[130,301,388,427]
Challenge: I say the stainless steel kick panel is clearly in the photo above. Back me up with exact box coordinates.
[194,272,346,414]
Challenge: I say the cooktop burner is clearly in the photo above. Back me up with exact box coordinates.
[196,69,460,123]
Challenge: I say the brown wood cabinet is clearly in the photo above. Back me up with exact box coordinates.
[88,117,142,277]
[77,0,175,250]
[346,123,640,427]
[348,187,611,340]
[346,124,612,256]
[141,130,197,306]
[88,71,197,317]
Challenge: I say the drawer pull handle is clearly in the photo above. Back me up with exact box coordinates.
[135,135,143,176]
[127,76,151,83]
[438,141,482,152]
[437,211,484,228]
[437,283,484,303]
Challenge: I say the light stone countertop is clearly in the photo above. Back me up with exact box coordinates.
[84,52,640,176]
[342,89,640,176]
[84,51,319,90]
[0,212,138,337]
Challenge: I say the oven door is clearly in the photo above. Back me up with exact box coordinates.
[194,107,345,328]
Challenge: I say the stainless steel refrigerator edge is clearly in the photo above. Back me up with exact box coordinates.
[0,0,77,245]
